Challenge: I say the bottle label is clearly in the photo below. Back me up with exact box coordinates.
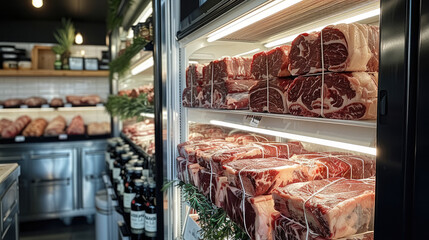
[123,192,136,209]
[145,213,157,232]
[108,159,114,170]
[117,181,124,195]
[113,168,120,180]
[131,210,145,230]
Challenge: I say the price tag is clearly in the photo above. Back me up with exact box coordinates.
[96,103,104,107]
[41,104,50,108]
[15,136,25,142]
[244,115,262,127]
[20,105,28,109]
[64,103,72,108]
[183,214,201,240]
[59,134,68,140]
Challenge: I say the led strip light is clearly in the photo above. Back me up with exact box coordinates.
[210,120,376,156]
[131,57,154,75]
[207,0,303,42]
[265,8,380,47]
[234,48,261,57]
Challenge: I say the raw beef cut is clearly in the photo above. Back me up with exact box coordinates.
[225,186,276,240]
[49,98,64,107]
[289,23,379,76]
[177,140,237,163]
[226,92,250,109]
[272,178,375,239]
[207,142,307,174]
[24,97,47,107]
[223,151,374,197]
[223,157,310,196]
[22,118,48,137]
[290,153,376,179]
[0,118,12,134]
[176,157,187,182]
[3,98,23,108]
[1,115,31,138]
[186,63,204,87]
[188,163,203,188]
[182,86,203,107]
[188,123,226,140]
[286,72,378,119]
[251,46,291,79]
[66,115,85,135]
[212,57,252,82]
[87,122,111,135]
[44,116,67,136]
[249,78,293,113]
[198,168,229,208]
[66,95,101,106]
[176,156,203,187]
[271,212,374,240]
[225,132,272,144]
[199,79,257,109]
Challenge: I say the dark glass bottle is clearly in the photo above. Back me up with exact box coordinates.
[145,182,157,236]
[130,179,146,236]
[123,167,136,212]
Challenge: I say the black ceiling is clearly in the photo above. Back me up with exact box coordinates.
[0,0,107,22]
[0,0,108,45]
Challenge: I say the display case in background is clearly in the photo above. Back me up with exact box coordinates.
[0,43,111,223]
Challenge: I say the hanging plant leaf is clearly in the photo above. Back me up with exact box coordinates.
[105,93,153,120]
[162,180,250,240]
[109,37,148,77]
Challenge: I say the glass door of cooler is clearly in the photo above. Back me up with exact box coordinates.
[160,0,417,239]
[412,0,429,239]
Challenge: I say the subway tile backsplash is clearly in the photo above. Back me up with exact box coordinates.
[0,76,110,102]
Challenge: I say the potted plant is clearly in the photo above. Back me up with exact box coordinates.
[52,18,75,70]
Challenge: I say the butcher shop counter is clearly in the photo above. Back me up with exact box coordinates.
[0,163,20,240]
[0,139,106,223]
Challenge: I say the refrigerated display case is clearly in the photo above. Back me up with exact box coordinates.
[0,46,112,222]
[158,0,424,239]
[105,0,166,238]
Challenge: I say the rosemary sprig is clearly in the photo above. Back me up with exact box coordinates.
[109,37,148,77]
[163,180,250,240]
[105,93,153,120]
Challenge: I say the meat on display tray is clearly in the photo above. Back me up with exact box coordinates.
[120,132,153,161]
[0,133,111,144]
[0,103,104,109]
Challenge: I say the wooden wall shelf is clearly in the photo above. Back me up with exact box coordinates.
[0,70,109,77]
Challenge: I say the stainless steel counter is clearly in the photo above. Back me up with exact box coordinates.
[0,140,106,222]
[0,163,20,240]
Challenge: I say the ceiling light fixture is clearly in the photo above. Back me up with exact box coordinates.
[209,120,376,156]
[131,57,154,75]
[207,0,302,42]
[32,0,43,8]
[264,8,380,48]
[234,48,261,57]
[134,2,153,24]
[75,32,83,45]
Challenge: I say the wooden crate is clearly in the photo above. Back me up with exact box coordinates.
[31,45,56,70]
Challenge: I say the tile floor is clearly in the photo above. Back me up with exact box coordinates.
[20,217,95,240]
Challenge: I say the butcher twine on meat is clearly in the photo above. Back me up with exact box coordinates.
[288,23,379,76]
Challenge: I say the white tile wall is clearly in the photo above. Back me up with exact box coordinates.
[0,42,110,124]
[0,77,109,101]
